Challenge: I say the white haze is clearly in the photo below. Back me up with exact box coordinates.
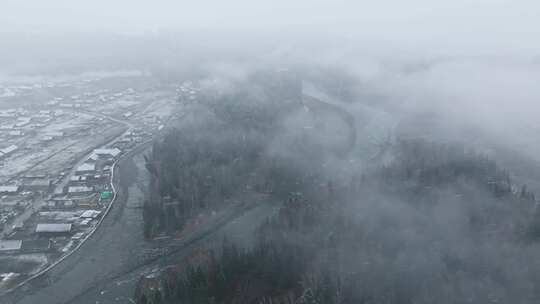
[2,0,540,52]
[2,0,540,183]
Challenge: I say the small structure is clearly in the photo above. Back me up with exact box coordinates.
[23,179,52,192]
[12,222,24,231]
[87,154,99,162]
[8,130,23,137]
[35,223,72,235]
[0,240,22,253]
[21,239,51,253]
[80,210,101,219]
[62,200,75,208]
[93,148,122,159]
[0,185,20,195]
[0,145,18,158]
[100,191,113,200]
[71,232,84,240]
[80,218,92,226]
[44,131,63,137]
[75,163,96,174]
[69,175,87,184]
[68,186,93,194]
[43,201,57,209]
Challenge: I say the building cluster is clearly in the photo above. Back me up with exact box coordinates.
[0,75,180,288]
[0,147,122,260]
[176,81,200,103]
[0,108,66,142]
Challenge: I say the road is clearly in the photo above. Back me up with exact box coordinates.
[54,110,134,193]
[1,144,151,304]
[1,110,131,238]
[1,137,278,304]
[1,83,356,304]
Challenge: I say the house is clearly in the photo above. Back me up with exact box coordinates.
[0,185,20,195]
[80,210,101,219]
[8,130,23,137]
[75,163,96,174]
[68,186,93,194]
[44,131,64,138]
[69,175,87,184]
[40,136,54,142]
[0,240,22,253]
[87,153,99,162]
[62,200,75,208]
[93,148,122,159]
[0,145,18,158]
[0,124,16,130]
[80,218,92,226]
[23,179,52,192]
[35,223,72,235]
[71,232,84,240]
[14,118,31,127]
[21,239,51,253]
[0,112,16,118]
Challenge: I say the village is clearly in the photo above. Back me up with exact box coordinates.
[0,75,196,290]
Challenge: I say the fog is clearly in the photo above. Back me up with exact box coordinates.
[3,0,540,52]
[3,1,540,303]
[2,0,540,228]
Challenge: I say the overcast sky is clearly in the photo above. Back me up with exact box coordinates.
[2,1,540,165]
[2,0,540,57]
[1,0,539,65]
[0,1,536,34]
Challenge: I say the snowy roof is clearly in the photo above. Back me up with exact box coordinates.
[0,240,22,251]
[76,163,96,172]
[0,145,18,155]
[80,219,91,225]
[68,186,93,193]
[93,148,121,157]
[36,223,72,233]
[45,131,64,137]
[0,185,20,193]
[80,210,101,219]
[72,232,84,240]
[0,124,16,130]
[8,131,23,136]
[24,179,51,187]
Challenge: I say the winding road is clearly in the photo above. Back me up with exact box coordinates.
[1,82,360,304]
[1,142,277,304]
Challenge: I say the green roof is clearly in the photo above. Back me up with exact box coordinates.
[100,191,113,199]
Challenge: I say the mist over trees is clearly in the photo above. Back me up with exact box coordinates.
[136,69,540,304]
[3,1,540,304]
[142,71,305,237]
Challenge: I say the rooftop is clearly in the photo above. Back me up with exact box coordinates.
[0,185,20,193]
[36,223,72,233]
[93,148,122,157]
[68,186,93,193]
[0,240,22,251]
[0,145,18,155]
[80,210,101,219]
[76,163,96,172]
